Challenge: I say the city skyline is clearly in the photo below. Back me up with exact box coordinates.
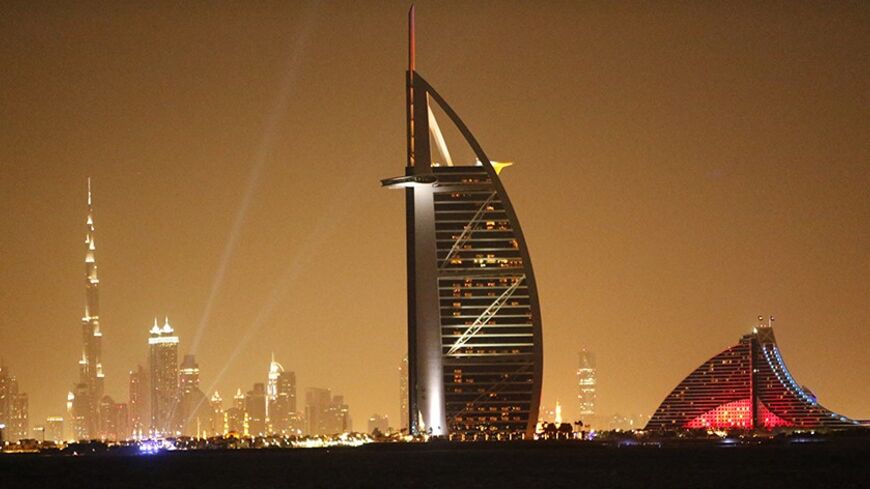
[1,2,868,433]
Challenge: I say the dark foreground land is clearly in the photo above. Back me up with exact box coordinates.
[1,439,869,489]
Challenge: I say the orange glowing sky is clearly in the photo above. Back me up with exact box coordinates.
[1,1,868,430]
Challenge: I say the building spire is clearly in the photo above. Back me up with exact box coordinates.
[73,176,105,439]
[408,5,416,74]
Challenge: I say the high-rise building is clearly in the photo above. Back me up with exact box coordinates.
[266,354,280,417]
[399,357,408,432]
[179,354,199,395]
[233,388,245,411]
[69,383,90,440]
[305,388,350,435]
[646,317,863,431]
[178,354,207,437]
[128,365,148,439]
[577,350,597,421]
[148,317,179,437]
[45,417,64,443]
[225,389,246,436]
[70,178,106,440]
[10,393,28,442]
[0,363,12,430]
[304,387,330,436]
[381,8,543,438]
[326,395,351,434]
[245,383,267,437]
[98,396,128,441]
[367,414,389,435]
[0,369,28,442]
[226,387,247,435]
[224,406,245,436]
[266,355,297,436]
[208,391,224,437]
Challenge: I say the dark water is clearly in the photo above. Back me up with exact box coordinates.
[1,440,868,488]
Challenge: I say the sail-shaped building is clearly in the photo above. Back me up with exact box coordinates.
[382,7,543,439]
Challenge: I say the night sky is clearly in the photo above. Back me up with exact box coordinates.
[1,1,867,430]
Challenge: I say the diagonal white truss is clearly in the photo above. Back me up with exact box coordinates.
[439,191,498,270]
[447,275,525,356]
[427,93,453,166]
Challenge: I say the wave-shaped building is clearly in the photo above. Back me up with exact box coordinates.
[646,317,862,431]
[382,7,543,439]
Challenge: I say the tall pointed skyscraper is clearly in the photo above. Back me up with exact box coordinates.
[70,178,105,440]
[149,317,180,437]
[382,8,543,439]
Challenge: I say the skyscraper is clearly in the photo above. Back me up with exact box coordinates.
[245,383,267,437]
[382,8,543,438]
[45,417,64,443]
[266,355,297,436]
[98,395,128,441]
[266,354,280,416]
[178,354,207,437]
[399,356,408,432]
[70,178,105,440]
[0,363,11,430]
[0,366,29,442]
[128,365,149,439]
[148,317,179,437]
[9,385,28,442]
[69,383,89,440]
[577,350,597,421]
[208,391,224,437]
[225,389,245,435]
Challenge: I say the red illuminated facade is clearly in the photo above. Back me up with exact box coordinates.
[646,318,862,431]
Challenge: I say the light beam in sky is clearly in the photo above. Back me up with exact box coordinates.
[188,181,363,425]
[189,4,321,354]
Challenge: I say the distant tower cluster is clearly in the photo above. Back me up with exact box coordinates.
[69,178,106,440]
[305,387,350,435]
[197,355,300,439]
[577,349,597,420]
